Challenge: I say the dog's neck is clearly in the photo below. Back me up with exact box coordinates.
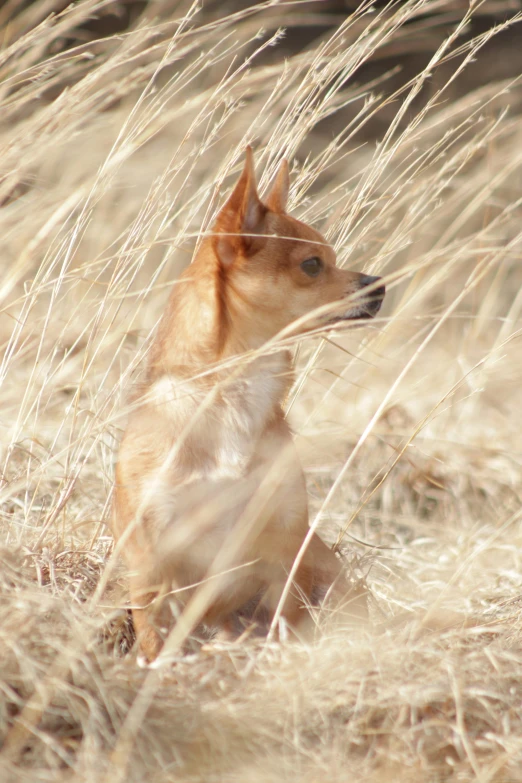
[146,246,293,410]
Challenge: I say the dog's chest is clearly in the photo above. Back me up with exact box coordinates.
[213,371,284,473]
[150,359,289,478]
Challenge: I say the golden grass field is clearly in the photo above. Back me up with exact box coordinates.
[1,0,522,780]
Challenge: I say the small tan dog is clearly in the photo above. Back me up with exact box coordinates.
[112,148,385,663]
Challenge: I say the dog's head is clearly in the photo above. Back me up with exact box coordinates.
[211,147,385,343]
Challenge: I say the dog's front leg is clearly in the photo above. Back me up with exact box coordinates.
[129,576,166,664]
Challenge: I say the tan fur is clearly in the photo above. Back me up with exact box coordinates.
[112,148,385,662]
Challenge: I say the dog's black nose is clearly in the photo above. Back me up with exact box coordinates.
[360,274,386,300]
[360,274,381,288]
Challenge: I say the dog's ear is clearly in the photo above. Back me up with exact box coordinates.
[213,147,267,265]
[264,159,289,213]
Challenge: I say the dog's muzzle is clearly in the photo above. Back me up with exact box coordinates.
[328,274,385,323]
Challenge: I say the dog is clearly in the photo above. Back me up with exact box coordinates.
[112,147,385,663]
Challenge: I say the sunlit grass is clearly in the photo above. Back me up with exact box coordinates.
[0,1,521,780]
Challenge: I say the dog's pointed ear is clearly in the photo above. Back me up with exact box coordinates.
[213,147,267,265]
[264,159,289,213]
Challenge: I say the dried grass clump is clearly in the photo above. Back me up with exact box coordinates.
[1,0,522,780]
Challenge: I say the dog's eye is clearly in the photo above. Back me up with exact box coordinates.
[300,257,323,277]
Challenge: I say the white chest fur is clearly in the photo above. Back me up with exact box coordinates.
[148,352,290,479]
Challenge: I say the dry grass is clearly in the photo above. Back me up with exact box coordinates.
[1,0,522,780]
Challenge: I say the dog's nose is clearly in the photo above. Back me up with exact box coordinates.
[360,274,380,287]
[360,274,386,300]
